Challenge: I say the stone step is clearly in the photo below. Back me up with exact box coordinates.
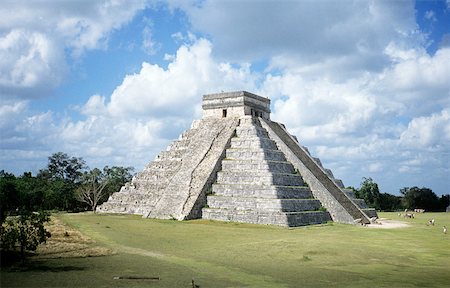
[202,208,331,227]
[235,126,269,138]
[225,148,287,161]
[129,180,168,191]
[207,196,322,212]
[221,159,295,174]
[107,191,150,203]
[362,208,378,219]
[333,179,345,188]
[230,137,278,150]
[352,199,368,209]
[212,184,313,199]
[145,159,181,171]
[179,126,199,140]
[342,189,357,199]
[166,139,189,151]
[98,202,153,215]
[239,116,261,127]
[312,157,323,167]
[324,168,334,178]
[156,149,187,160]
[341,189,375,211]
[134,169,176,182]
[107,196,157,206]
[216,171,304,186]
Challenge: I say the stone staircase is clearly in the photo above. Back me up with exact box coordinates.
[202,116,332,226]
[260,119,374,224]
[97,117,239,220]
[97,124,193,215]
[342,189,378,218]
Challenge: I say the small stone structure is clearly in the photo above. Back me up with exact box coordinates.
[98,91,376,226]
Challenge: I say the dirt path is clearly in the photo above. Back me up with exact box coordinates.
[365,218,410,229]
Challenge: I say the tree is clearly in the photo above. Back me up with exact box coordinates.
[75,168,109,212]
[15,172,54,212]
[103,166,134,196]
[356,177,381,210]
[40,152,86,183]
[400,186,440,211]
[38,152,87,211]
[0,171,19,224]
[379,193,402,211]
[1,210,51,262]
[439,194,450,212]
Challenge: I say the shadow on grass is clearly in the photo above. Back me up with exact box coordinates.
[1,251,85,273]
[11,262,86,273]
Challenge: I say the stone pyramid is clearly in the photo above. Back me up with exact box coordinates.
[98,91,377,226]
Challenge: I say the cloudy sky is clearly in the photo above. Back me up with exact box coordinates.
[1,0,449,195]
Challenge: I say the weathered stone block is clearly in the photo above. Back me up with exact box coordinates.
[212,184,314,199]
[207,196,321,212]
[202,208,331,227]
[217,171,305,186]
[221,160,295,174]
[225,149,287,161]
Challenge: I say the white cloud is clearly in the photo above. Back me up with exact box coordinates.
[368,162,383,173]
[142,25,158,55]
[384,47,450,90]
[378,46,450,118]
[176,0,418,71]
[400,109,450,149]
[0,0,147,99]
[0,0,147,54]
[424,10,437,22]
[0,99,61,173]
[0,100,28,131]
[107,38,259,118]
[81,94,107,116]
[0,29,65,95]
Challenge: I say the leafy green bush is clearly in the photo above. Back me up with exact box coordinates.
[1,211,51,262]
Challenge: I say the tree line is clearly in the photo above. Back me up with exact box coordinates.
[1,152,134,222]
[351,177,449,212]
[2,154,448,218]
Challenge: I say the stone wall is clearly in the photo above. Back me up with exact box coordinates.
[203,106,246,119]
[202,91,271,119]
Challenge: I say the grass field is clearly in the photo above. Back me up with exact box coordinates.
[1,212,449,288]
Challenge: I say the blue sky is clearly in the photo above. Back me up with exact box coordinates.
[1,0,449,195]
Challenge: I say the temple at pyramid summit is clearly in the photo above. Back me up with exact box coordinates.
[98,91,377,226]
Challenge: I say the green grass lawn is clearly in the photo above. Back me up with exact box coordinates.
[2,212,449,288]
